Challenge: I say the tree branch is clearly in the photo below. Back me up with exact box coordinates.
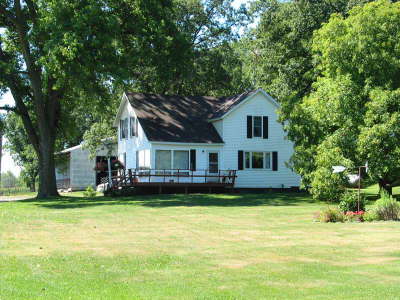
[25,0,37,22]
[10,89,40,153]
[0,106,17,112]
[13,0,44,106]
[0,4,17,26]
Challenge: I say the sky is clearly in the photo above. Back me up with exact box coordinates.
[0,0,250,177]
[1,92,21,176]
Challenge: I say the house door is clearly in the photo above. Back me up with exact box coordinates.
[208,152,219,174]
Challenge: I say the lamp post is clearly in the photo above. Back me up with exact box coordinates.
[333,163,368,211]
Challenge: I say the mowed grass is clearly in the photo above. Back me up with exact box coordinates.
[1,193,399,299]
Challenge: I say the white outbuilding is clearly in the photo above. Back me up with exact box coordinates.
[55,143,117,191]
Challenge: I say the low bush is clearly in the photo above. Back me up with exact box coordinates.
[338,191,366,213]
[316,207,344,223]
[373,191,400,221]
[363,210,378,222]
[83,185,97,198]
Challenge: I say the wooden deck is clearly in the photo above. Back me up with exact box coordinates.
[108,169,237,194]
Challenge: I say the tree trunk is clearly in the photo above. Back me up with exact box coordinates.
[37,135,59,198]
[379,179,393,195]
[29,176,36,192]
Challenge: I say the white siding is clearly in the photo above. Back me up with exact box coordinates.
[70,148,96,190]
[213,120,223,138]
[118,100,152,169]
[69,146,116,190]
[218,92,300,188]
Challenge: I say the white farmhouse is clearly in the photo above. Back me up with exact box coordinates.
[55,143,117,191]
[113,89,300,189]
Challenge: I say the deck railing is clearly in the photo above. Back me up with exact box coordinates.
[109,168,237,189]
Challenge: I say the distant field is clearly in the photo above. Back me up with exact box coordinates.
[0,187,32,197]
[0,192,399,299]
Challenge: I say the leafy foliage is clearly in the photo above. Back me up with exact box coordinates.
[373,191,400,221]
[1,170,18,188]
[287,0,400,199]
[82,120,116,160]
[83,185,97,198]
[315,207,344,223]
[338,191,366,213]
[3,113,38,191]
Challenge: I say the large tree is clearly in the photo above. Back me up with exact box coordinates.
[0,0,185,198]
[300,0,400,199]
[239,0,376,195]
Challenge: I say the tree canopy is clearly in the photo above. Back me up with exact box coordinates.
[300,0,400,199]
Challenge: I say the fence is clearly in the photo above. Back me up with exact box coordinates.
[0,186,32,196]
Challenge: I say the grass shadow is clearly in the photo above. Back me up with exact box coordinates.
[19,192,315,210]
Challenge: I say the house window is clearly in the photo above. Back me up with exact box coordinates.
[244,151,272,169]
[173,151,189,169]
[252,152,263,168]
[247,115,268,139]
[155,150,172,170]
[265,152,271,169]
[155,150,189,170]
[138,150,150,169]
[253,116,262,137]
[120,118,128,140]
[130,117,137,137]
[245,152,250,169]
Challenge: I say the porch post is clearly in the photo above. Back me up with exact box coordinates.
[107,157,112,189]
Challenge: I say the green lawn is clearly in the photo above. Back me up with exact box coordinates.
[1,193,399,299]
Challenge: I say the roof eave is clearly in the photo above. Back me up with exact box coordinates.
[149,141,225,145]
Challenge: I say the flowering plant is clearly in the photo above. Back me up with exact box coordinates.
[345,210,364,222]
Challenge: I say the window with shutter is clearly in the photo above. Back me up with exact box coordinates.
[243,151,272,170]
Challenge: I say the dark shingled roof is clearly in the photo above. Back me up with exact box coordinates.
[125,90,256,144]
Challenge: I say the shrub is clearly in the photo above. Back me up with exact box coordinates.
[83,185,97,198]
[317,207,344,223]
[363,210,378,222]
[338,191,366,213]
[373,191,400,221]
[310,168,346,202]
